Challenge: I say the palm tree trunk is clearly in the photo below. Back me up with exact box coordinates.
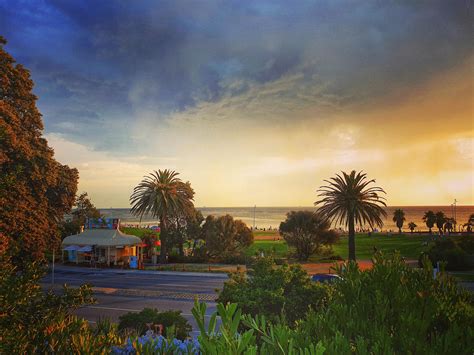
[348,214,356,261]
[177,216,184,257]
[159,216,167,264]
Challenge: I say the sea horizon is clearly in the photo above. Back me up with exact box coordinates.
[100,205,474,232]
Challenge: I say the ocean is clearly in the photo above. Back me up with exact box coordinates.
[100,206,474,232]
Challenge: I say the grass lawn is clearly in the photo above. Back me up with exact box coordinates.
[332,233,430,260]
[245,233,431,260]
[122,227,430,261]
[245,240,289,258]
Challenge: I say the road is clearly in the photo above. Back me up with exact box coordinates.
[43,266,228,334]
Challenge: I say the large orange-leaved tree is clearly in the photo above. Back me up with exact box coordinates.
[0,36,78,264]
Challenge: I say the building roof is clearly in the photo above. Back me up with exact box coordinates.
[62,228,142,247]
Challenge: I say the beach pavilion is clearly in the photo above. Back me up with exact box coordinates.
[62,222,144,268]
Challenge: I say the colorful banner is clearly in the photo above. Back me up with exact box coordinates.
[87,218,120,230]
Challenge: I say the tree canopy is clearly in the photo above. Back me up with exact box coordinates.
[422,211,436,234]
[201,214,253,259]
[130,169,194,263]
[392,209,406,233]
[279,210,339,261]
[0,36,78,262]
[315,170,386,261]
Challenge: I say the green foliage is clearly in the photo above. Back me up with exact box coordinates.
[72,192,101,226]
[59,219,82,239]
[392,208,406,233]
[421,237,473,271]
[130,169,195,263]
[297,253,474,354]
[315,170,387,261]
[458,235,474,253]
[435,211,447,233]
[423,210,437,233]
[408,221,417,233]
[193,300,327,354]
[217,256,329,324]
[193,301,257,354]
[118,307,191,340]
[0,258,123,353]
[202,214,254,260]
[279,210,339,261]
[167,207,204,257]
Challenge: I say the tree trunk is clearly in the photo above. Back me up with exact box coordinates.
[348,214,356,261]
[398,227,402,234]
[177,217,184,257]
[159,216,167,264]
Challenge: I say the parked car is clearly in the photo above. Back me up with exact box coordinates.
[311,273,342,283]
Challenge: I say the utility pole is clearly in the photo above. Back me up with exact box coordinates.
[51,247,55,287]
[454,199,457,232]
[253,205,256,230]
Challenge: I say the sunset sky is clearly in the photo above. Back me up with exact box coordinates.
[1,1,472,207]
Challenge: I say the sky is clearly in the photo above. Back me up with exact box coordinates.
[1,0,473,207]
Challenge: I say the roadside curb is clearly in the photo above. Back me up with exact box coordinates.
[43,283,218,301]
[50,265,229,279]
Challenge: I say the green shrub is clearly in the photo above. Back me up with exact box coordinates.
[458,236,474,254]
[195,253,474,354]
[0,258,126,353]
[422,238,473,271]
[118,308,191,340]
[217,256,330,325]
[297,253,474,354]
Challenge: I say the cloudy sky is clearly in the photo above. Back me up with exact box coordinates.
[1,0,472,207]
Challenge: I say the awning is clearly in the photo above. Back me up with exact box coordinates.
[77,245,93,252]
[64,245,80,251]
[62,229,142,247]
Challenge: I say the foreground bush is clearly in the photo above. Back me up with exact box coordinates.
[118,308,191,340]
[217,256,330,325]
[0,259,125,353]
[3,254,472,354]
[297,253,474,354]
[421,237,473,271]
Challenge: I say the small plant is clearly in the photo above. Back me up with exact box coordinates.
[118,308,191,340]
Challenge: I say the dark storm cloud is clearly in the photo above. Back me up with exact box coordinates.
[0,0,471,152]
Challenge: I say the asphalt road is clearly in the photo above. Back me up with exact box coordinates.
[43,267,227,295]
[42,266,228,334]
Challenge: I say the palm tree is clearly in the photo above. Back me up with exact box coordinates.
[408,222,417,234]
[465,213,474,233]
[315,170,387,261]
[435,211,446,234]
[422,211,436,234]
[392,209,406,234]
[130,170,194,263]
[444,218,455,234]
